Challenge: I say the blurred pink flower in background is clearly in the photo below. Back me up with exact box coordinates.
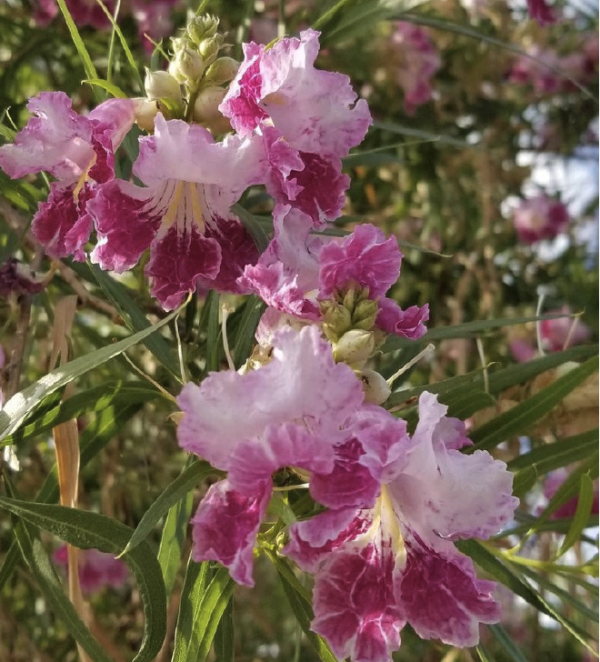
[512,195,569,244]
[391,23,441,115]
[540,306,591,352]
[53,545,128,594]
[526,0,557,25]
[543,469,599,519]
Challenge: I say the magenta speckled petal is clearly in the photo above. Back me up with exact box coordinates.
[221,30,371,157]
[376,300,429,340]
[396,535,501,647]
[319,224,401,299]
[284,508,372,572]
[146,223,222,310]
[190,480,271,586]
[32,182,93,261]
[89,179,161,273]
[311,522,404,662]
[228,422,335,494]
[310,438,381,510]
[0,92,93,183]
[177,325,364,469]
[390,393,518,541]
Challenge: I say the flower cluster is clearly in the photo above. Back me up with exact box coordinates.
[0,17,520,660]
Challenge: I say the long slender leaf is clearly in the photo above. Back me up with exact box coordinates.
[158,490,194,596]
[10,515,113,662]
[0,498,167,662]
[3,382,162,446]
[171,563,235,662]
[121,460,217,556]
[507,429,599,473]
[487,624,528,662]
[232,204,271,253]
[0,402,143,592]
[469,356,599,451]
[55,0,99,83]
[557,474,595,558]
[0,303,181,441]
[213,598,235,662]
[266,552,339,662]
[232,296,266,369]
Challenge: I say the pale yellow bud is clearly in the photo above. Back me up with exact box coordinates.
[134,99,159,132]
[144,69,182,101]
[361,369,391,405]
[204,57,239,85]
[333,329,375,365]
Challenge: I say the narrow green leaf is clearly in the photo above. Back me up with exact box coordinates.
[266,552,339,662]
[55,0,99,82]
[82,262,181,375]
[158,489,194,596]
[206,291,221,374]
[10,516,113,662]
[507,429,599,474]
[171,562,235,662]
[0,303,181,442]
[487,624,528,662]
[0,498,167,662]
[83,78,127,98]
[557,474,596,558]
[512,466,538,499]
[232,296,266,369]
[383,313,572,352]
[3,382,161,446]
[121,460,217,556]
[313,0,354,30]
[232,204,271,253]
[387,368,485,408]
[214,598,235,662]
[469,356,599,451]
[372,119,475,149]
[196,589,235,662]
[93,0,144,89]
[476,643,495,662]
[0,402,141,592]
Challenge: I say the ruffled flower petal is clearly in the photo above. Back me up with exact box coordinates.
[177,325,364,470]
[396,534,501,647]
[390,393,518,541]
[32,182,94,261]
[319,224,401,299]
[220,30,371,157]
[0,92,93,183]
[376,299,429,340]
[228,422,335,494]
[190,480,270,586]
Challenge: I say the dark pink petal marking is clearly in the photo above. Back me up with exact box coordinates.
[32,182,93,261]
[190,480,271,586]
[396,538,501,647]
[146,224,221,311]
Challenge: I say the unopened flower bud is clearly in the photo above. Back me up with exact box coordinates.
[193,86,227,123]
[199,34,224,65]
[187,15,220,44]
[333,329,375,365]
[342,286,357,311]
[204,57,239,85]
[171,47,204,82]
[352,298,379,330]
[144,69,182,101]
[361,369,391,405]
[321,301,352,341]
[134,99,159,132]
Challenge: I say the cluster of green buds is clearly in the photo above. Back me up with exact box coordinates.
[320,285,391,405]
[136,14,239,134]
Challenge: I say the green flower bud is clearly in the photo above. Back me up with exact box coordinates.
[199,34,225,65]
[187,15,220,44]
[204,57,239,85]
[144,69,182,101]
[342,286,357,311]
[333,329,375,365]
[361,369,391,405]
[352,298,379,330]
[171,47,204,82]
[320,301,352,341]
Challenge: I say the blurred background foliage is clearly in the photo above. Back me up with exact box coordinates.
[0,0,598,660]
